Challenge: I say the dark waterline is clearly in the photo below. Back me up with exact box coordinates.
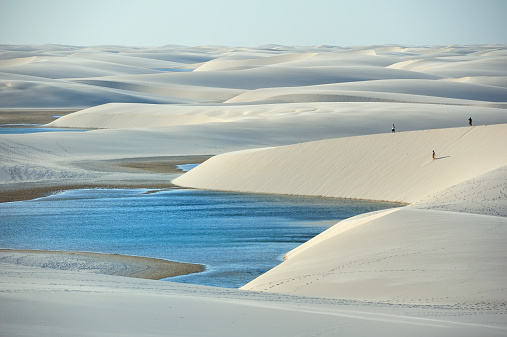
[0,188,401,288]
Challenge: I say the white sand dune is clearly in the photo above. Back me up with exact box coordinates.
[71,79,245,102]
[174,124,507,204]
[194,52,318,71]
[46,101,507,131]
[12,104,503,188]
[392,56,507,77]
[2,44,507,336]
[68,51,190,70]
[0,77,187,108]
[4,119,344,187]
[0,56,36,67]
[446,76,507,89]
[65,65,438,101]
[48,103,227,128]
[0,57,161,79]
[226,79,507,105]
[412,165,507,216]
[2,44,506,109]
[178,65,437,89]
[242,208,507,306]
[3,262,504,337]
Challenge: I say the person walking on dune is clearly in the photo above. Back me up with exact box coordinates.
[433,150,436,160]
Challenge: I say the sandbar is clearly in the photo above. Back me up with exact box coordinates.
[0,249,205,280]
[0,155,212,203]
[0,109,77,126]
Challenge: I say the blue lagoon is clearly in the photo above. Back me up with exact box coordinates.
[0,188,400,288]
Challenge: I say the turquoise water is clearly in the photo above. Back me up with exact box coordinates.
[0,188,400,288]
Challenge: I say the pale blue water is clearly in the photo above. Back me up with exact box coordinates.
[0,126,88,134]
[176,164,199,171]
[0,188,400,288]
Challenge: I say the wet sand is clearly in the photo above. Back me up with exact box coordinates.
[84,155,213,174]
[0,109,77,126]
[0,249,205,280]
[0,155,212,203]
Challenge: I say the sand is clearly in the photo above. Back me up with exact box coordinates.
[0,109,77,126]
[0,249,204,280]
[174,124,507,307]
[173,124,507,204]
[1,44,507,336]
[0,155,211,202]
[4,262,505,337]
[242,208,507,306]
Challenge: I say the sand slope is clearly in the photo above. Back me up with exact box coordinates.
[241,208,507,306]
[412,164,507,216]
[225,79,507,106]
[2,262,505,337]
[47,101,507,130]
[174,124,507,204]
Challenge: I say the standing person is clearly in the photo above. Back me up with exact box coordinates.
[432,150,436,160]
[469,117,472,126]
[392,124,395,133]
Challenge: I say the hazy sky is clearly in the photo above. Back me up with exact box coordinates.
[1,0,506,47]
